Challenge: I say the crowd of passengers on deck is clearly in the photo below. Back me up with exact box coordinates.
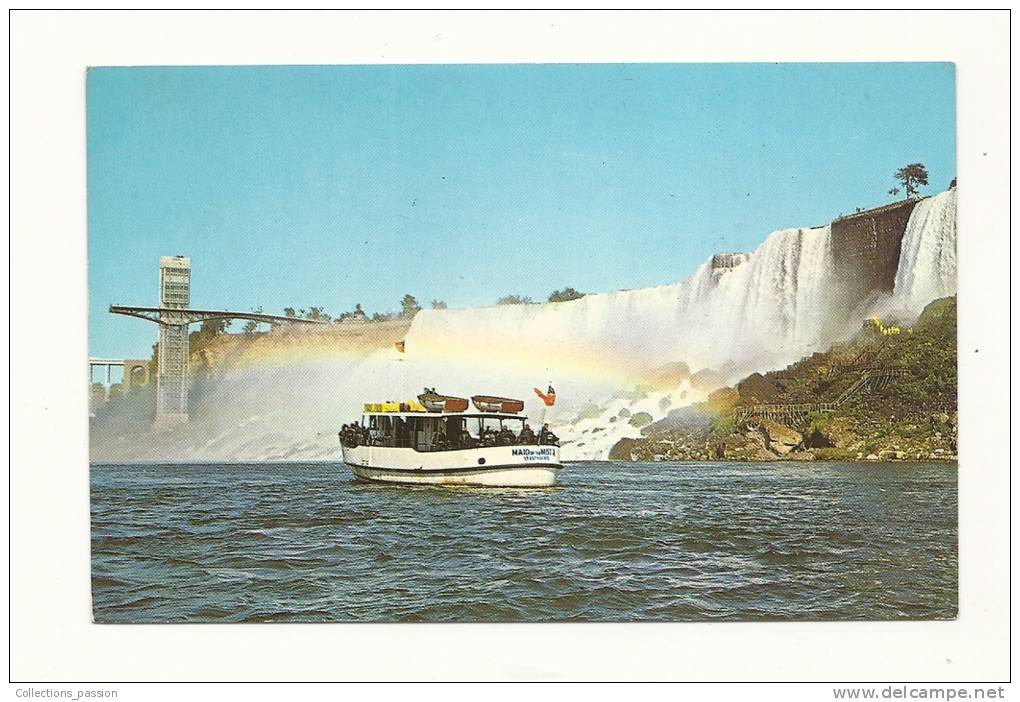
[338,419,559,450]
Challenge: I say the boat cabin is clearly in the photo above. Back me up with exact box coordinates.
[357,411,547,452]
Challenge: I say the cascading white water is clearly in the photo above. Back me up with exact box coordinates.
[893,189,957,315]
[394,225,845,459]
[405,224,839,383]
[90,189,959,462]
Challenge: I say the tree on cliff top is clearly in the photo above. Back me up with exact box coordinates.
[548,287,585,303]
[894,163,929,199]
[400,294,421,318]
[305,307,331,322]
[189,318,231,354]
[496,294,534,305]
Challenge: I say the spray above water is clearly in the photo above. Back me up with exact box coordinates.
[404,224,840,384]
[90,190,958,462]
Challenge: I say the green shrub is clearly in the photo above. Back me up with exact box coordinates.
[709,413,736,440]
[812,447,854,461]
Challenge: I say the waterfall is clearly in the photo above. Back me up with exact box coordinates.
[405,224,839,384]
[91,190,959,462]
[893,189,958,314]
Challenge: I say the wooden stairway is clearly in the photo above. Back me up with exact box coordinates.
[734,368,911,424]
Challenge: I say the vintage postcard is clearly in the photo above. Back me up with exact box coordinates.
[87,62,958,624]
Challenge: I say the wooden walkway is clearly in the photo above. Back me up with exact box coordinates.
[734,368,911,425]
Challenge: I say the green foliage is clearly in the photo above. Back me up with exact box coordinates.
[200,318,230,335]
[548,287,585,303]
[431,299,448,310]
[812,447,854,461]
[336,303,368,323]
[629,298,957,461]
[189,318,231,353]
[496,294,534,305]
[806,412,833,435]
[709,413,736,440]
[304,306,330,322]
[400,294,421,318]
[242,306,263,335]
[283,307,296,318]
[894,163,929,199]
[865,297,957,415]
[915,296,957,333]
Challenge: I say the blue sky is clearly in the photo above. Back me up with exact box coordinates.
[88,63,956,358]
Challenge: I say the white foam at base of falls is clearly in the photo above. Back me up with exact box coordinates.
[90,190,959,462]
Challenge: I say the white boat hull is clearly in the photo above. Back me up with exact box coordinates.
[348,463,558,487]
[342,444,561,487]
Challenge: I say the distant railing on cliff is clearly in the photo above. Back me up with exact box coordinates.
[734,368,911,424]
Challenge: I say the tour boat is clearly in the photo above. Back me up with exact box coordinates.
[338,394,561,487]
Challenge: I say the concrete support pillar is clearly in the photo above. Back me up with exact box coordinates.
[154,322,190,430]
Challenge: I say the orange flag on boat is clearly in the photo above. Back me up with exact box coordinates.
[394,340,405,353]
[534,385,556,406]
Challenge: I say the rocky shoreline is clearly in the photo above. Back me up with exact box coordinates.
[609,297,958,464]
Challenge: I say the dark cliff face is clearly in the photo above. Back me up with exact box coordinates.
[830,198,921,301]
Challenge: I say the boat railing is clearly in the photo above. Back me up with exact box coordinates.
[340,430,559,451]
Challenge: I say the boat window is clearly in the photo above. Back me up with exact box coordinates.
[368,413,541,452]
[407,417,427,451]
[372,415,392,446]
[392,416,409,448]
[500,417,525,432]
[444,417,465,446]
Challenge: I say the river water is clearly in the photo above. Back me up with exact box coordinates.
[90,461,957,622]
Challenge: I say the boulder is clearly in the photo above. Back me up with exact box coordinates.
[811,416,858,448]
[574,402,604,421]
[759,419,803,455]
[643,361,691,390]
[691,368,726,393]
[737,372,781,404]
[705,387,739,413]
[628,412,653,428]
[718,434,776,461]
[643,407,712,436]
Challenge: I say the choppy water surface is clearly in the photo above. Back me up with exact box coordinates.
[91,461,957,622]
